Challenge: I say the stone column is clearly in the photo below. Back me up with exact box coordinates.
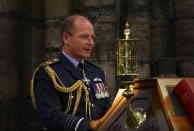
[0,1,20,131]
[175,0,194,77]
[150,0,176,77]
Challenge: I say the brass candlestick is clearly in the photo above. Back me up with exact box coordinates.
[117,22,138,75]
[122,82,146,130]
[117,21,146,130]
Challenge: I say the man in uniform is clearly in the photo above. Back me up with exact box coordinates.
[30,15,111,131]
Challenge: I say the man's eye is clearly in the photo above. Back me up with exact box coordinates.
[79,35,95,41]
[81,35,89,39]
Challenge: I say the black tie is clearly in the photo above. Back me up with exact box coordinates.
[77,63,84,73]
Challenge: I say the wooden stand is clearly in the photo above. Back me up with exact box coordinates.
[92,78,194,131]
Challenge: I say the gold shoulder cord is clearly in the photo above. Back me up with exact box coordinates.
[30,67,40,111]
[30,66,92,120]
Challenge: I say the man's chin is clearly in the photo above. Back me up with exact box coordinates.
[82,54,91,59]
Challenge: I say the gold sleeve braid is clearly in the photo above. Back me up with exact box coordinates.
[30,65,92,120]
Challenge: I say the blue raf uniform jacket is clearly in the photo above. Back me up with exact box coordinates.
[31,53,111,131]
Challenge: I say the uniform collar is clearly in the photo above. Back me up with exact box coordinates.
[62,51,84,68]
[59,52,95,81]
[58,53,84,80]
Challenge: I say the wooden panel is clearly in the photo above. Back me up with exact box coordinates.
[94,78,170,131]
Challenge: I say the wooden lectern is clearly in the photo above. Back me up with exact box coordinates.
[92,78,194,131]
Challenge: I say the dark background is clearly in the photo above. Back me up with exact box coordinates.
[0,0,194,130]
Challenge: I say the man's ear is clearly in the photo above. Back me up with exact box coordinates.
[62,32,69,44]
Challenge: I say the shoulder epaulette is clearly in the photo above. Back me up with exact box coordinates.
[85,60,103,70]
[38,58,59,67]
[31,58,59,110]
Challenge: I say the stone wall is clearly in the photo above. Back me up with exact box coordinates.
[1,0,194,130]
[0,1,21,131]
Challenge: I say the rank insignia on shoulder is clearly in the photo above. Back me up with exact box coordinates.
[38,58,59,67]
[94,77,102,82]
[93,82,109,99]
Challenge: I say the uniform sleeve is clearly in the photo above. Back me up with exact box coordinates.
[33,68,92,131]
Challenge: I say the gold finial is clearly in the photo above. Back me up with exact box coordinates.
[124,21,131,40]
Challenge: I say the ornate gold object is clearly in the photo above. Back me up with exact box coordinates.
[117,22,138,76]
[116,21,146,130]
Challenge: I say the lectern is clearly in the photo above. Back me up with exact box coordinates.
[93,78,194,131]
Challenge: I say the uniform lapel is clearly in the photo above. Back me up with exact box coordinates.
[84,61,95,86]
[58,53,83,80]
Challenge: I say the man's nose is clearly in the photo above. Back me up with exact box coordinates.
[87,37,94,45]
